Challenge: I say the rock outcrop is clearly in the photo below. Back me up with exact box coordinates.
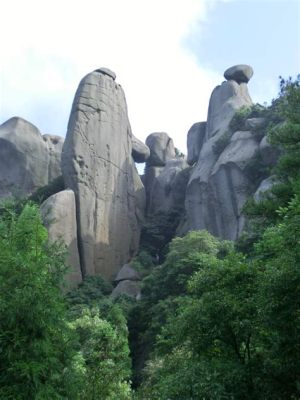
[0,117,63,199]
[185,64,267,240]
[111,279,141,299]
[62,68,145,279]
[40,189,82,287]
[146,132,176,167]
[132,135,150,163]
[187,122,206,166]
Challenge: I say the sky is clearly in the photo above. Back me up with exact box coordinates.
[0,0,299,155]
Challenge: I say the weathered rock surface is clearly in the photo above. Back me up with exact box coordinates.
[146,132,176,166]
[40,189,82,287]
[111,280,141,299]
[245,117,266,131]
[187,122,206,166]
[224,64,254,83]
[62,69,144,279]
[145,158,190,215]
[42,134,64,182]
[205,79,252,142]
[185,65,268,240]
[132,135,150,163]
[253,176,276,202]
[0,117,63,199]
[259,135,281,166]
[114,263,141,283]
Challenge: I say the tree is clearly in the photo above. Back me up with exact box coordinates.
[0,202,76,399]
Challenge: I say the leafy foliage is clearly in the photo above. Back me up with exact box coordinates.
[0,203,75,399]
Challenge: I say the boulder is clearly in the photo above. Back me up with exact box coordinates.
[145,132,176,166]
[114,263,141,282]
[259,135,280,166]
[187,122,206,166]
[245,117,266,131]
[111,280,141,300]
[0,117,63,199]
[40,189,82,287]
[145,158,189,215]
[254,176,277,202]
[224,64,254,83]
[132,135,150,163]
[62,68,144,279]
[42,134,64,182]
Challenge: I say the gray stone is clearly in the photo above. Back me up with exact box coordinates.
[146,158,189,215]
[205,80,252,142]
[94,67,116,80]
[0,117,63,199]
[187,122,206,166]
[111,280,141,300]
[114,263,141,282]
[184,67,267,240]
[259,135,281,166]
[132,135,150,163]
[245,117,266,130]
[62,70,144,279]
[42,134,64,182]
[224,64,254,84]
[145,132,176,166]
[254,176,276,202]
[40,189,82,288]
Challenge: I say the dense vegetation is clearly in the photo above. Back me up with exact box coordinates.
[0,76,299,399]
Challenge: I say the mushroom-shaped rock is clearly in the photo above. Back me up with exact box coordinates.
[187,122,206,166]
[132,135,150,163]
[111,280,141,300]
[224,64,254,84]
[114,263,141,283]
[94,67,116,80]
[146,132,176,166]
[40,189,82,288]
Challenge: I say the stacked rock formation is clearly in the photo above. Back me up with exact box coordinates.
[62,68,146,279]
[184,64,277,240]
[143,132,189,216]
[111,263,141,299]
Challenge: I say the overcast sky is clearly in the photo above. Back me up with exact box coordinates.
[0,0,299,154]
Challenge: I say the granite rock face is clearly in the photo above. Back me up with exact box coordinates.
[62,69,145,279]
[145,158,190,216]
[0,117,63,199]
[185,65,267,240]
[40,189,82,287]
[259,135,281,167]
[187,122,206,166]
[146,132,176,167]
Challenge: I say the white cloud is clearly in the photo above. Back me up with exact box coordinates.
[0,0,224,153]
